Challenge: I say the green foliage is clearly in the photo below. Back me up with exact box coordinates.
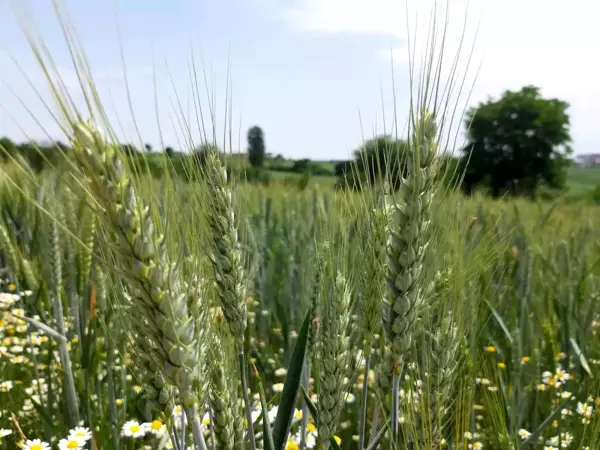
[461,85,573,198]
[248,126,266,168]
[336,135,409,190]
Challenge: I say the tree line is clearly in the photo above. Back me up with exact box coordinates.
[0,85,574,198]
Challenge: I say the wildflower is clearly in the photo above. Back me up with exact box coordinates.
[68,427,92,442]
[273,383,284,393]
[23,439,51,450]
[472,442,483,450]
[345,393,356,404]
[497,362,506,369]
[537,383,547,391]
[58,437,86,449]
[577,402,593,417]
[133,385,142,394]
[0,429,12,438]
[521,356,530,364]
[0,380,14,392]
[333,436,342,445]
[285,439,299,450]
[464,431,473,440]
[552,420,558,428]
[116,399,123,406]
[487,386,498,392]
[275,368,287,377]
[7,283,16,291]
[555,352,566,361]
[559,391,572,399]
[484,346,496,353]
[293,409,303,421]
[555,367,569,384]
[145,420,166,437]
[121,420,146,438]
[307,423,317,433]
[518,429,531,440]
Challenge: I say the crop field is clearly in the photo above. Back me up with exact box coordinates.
[1,3,600,450]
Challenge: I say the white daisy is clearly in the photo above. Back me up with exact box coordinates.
[121,420,146,438]
[0,429,12,438]
[23,439,51,450]
[144,419,167,437]
[58,436,86,449]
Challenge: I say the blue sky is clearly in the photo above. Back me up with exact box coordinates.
[1,0,598,160]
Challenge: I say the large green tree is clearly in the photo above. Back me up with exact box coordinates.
[461,85,572,197]
[247,126,266,168]
[337,135,409,190]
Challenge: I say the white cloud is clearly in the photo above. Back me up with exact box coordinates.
[272,0,600,153]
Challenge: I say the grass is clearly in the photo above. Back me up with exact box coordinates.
[1,1,600,450]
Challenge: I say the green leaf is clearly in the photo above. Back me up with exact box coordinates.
[272,309,311,450]
[300,386,342,450]
[255,367,276,450]
[484,297,514,345]
[569,337,593,379]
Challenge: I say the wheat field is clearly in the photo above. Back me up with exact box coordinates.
[1,2,600,450]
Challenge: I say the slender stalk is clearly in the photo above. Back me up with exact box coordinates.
[238,348,257,450]
[52,291,80,428]
[358,355,371,450]
[181,408,187,450]
[391,374,400,444]
[208,405,216,450]
[186,406,208,450]
[368,407,380,447]
[169,428,181,450]
[300,361,311,450]
[106,338,120,449]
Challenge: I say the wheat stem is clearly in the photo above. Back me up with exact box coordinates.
[238,348,257,450]
[358,355,371,450]
[186,406,208,450]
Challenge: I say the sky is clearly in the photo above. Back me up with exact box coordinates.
[0,0,598,161]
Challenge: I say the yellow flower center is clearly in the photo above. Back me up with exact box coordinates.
[306,423,316,433]
[7,283,16,291]
[285,439,299,450]
[67,439,80,448]
[30,445,42,450]
[151,420,163,430]
[130,425,140,433]
[334,436,342,445]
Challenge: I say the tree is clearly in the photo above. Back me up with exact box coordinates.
[461,85,572,198]
[247,126,265,168]
[165,146,175,156]
[144,143,153,153]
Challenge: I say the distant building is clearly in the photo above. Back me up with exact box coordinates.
[576,154,600,167]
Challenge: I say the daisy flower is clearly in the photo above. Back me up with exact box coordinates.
[69,424,91,440]
[122,420,146,438]
[58,437,86,449]
[0,429,12,438]
[23,439,51,450]
[144,419,167,437]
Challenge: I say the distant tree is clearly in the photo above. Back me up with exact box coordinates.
[247,126,266,168]
[274,153,284,161]
[292,158,312,173]
[336,135,409,190]
[461,85,572,198]
[144,143,153,153]
[121,144,138,156]
[0,137,17,161]
[165,146,175,156]
[193,143,220,167]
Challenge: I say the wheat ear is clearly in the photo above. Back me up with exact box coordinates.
[382,111,439,440]
[71,121,207,450]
